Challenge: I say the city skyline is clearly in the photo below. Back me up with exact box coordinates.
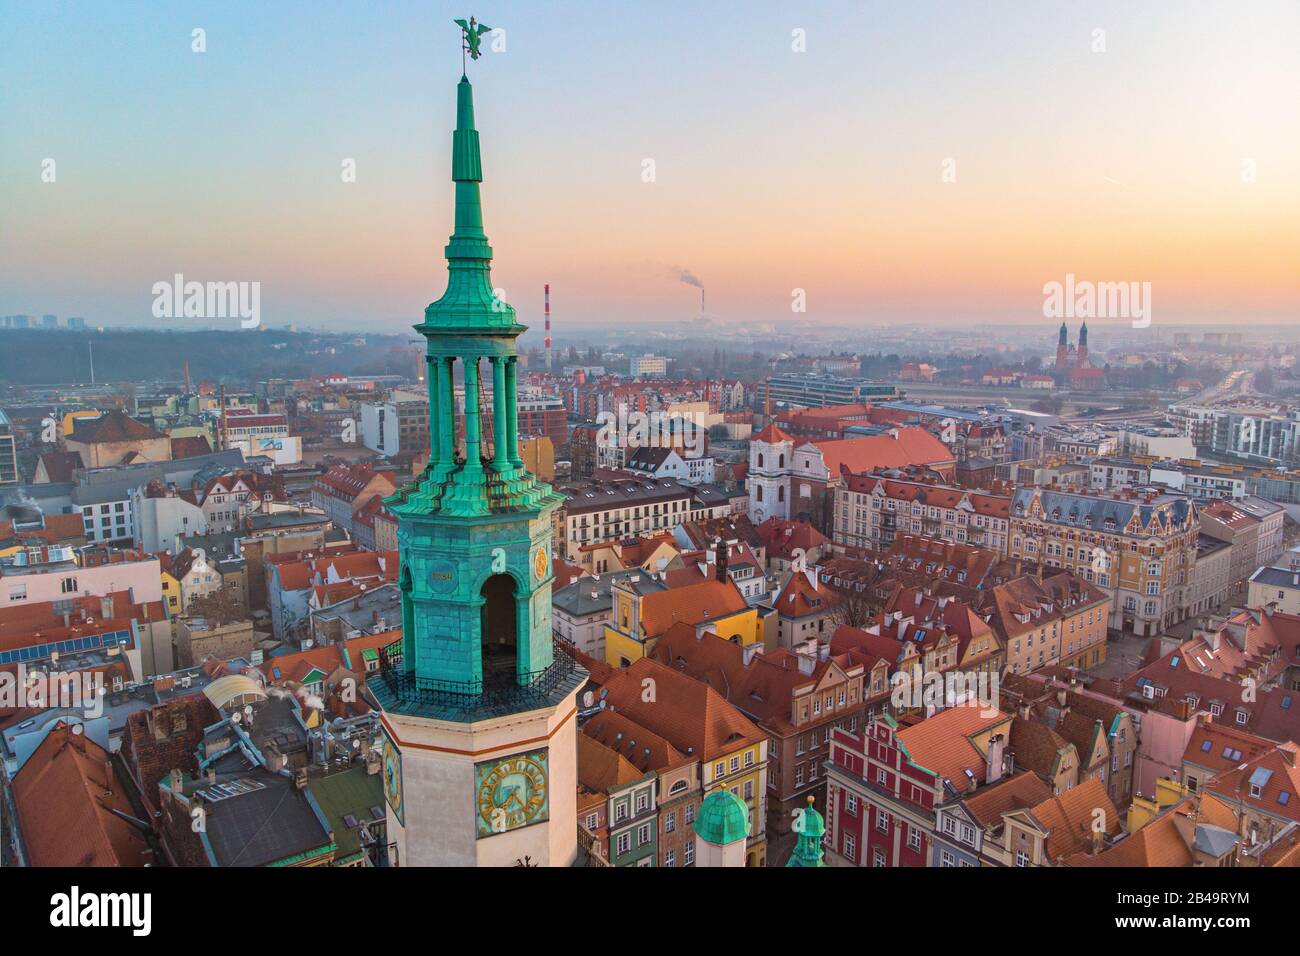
[3,1,1299,332]
[3,7,1300,890]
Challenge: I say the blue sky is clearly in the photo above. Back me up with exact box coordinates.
[2,1,1297,332]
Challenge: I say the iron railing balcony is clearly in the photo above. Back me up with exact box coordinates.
[372,636,587,722]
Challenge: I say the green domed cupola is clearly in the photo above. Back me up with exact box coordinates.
[694,789,752,847]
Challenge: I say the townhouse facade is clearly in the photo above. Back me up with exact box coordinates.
[824,708,1013,867]
[1008,487,1199,637]
[834,472,1011,555]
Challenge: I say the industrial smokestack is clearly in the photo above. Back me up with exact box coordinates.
[674,267,704,315]
[544,284,552,371]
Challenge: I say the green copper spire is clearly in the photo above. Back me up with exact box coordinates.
[417,74,520,334]
[389,61,560,520]
[786,795,827,867]
[371,39,578,713]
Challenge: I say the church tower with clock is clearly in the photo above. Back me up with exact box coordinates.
[373,19,584,867]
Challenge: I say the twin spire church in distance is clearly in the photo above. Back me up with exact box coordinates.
[372,19,585,867]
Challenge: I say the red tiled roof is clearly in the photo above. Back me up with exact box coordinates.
[273,549,396,592]
[754,517,830,560]
[313,462,395,500]
[170,435,212,459]
[36,450,84,482]
[260,645,345,686]
[841,473,1010,518]
[752,423,795,444]
[1183,719,1273,774]
[68,409,163,444]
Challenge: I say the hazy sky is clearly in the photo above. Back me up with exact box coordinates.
[2,1,1298,334]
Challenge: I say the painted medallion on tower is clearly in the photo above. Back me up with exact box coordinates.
[475,748,549,838]
[381,728,405,825]
[533,545,548,584]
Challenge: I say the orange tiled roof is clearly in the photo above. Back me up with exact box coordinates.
[751,423,794,444]
[593,657,765,761]
[1076,793,1239,867]
[638,578,749,638]
[582,708,693,773]
[12,722,151,866]
[961,770,1053,827]
[814,427,955,476]
[260,645,345,686]
[1026,776,1121,861]
[776,568,840,619]
[578,727,655,795]
[895,706,1011,787]
[1207,742,1300,824]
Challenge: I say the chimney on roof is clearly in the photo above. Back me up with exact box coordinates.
[100,595,114,620]
[264,742,286,773]
[987,733,1005,785]
[714,537,728,583]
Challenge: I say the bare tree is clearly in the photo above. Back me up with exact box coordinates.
[829,588,875,630]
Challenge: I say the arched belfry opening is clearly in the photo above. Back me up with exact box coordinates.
[480,573,518,688]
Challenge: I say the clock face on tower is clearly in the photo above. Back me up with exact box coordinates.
[381,730,404,825]
[475,749,549,838]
